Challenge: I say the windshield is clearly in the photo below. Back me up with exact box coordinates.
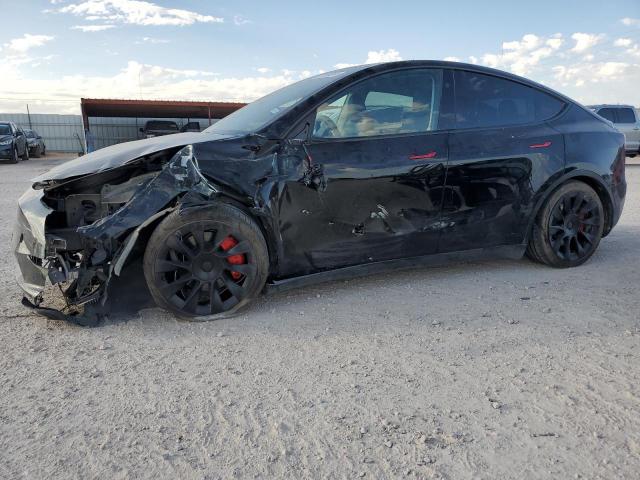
[0,124,11,135]
[204,67,363,135]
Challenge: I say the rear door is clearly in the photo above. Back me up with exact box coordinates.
[277,68,454,276]
[440,69,566,253]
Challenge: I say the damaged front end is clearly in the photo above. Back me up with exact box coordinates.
[13,145,216,325]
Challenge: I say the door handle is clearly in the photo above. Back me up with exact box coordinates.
[409,151,437,160]
[529,141,552,149]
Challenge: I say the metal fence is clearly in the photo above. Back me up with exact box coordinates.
[88,117,213,150]
[0,113,84,153]
[0,113,215,153]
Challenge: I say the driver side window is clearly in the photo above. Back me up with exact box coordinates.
[313,69,443,139]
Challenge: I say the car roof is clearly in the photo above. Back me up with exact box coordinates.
[343,60,569,96]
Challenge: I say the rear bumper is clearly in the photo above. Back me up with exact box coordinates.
[12,188,52,302]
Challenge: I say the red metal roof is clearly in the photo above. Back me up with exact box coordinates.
[80,98,246,119]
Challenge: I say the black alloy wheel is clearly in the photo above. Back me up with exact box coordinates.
[527,181,604,267]
[144,205,269,319]
[547,191,601,261]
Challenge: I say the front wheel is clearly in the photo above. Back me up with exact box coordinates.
[10,147,19,164]
[527,181,604,268]
[143,204,269,320]
[21,146,29,161]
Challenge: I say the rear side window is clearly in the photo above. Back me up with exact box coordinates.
[597,108,617,123]
[453,70,564,129]
[616,108,636,123]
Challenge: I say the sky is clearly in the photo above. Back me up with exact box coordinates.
[0,0,639,114]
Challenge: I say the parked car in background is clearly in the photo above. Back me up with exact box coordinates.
[588,104,640,157]
[180,122,201,132]
[14,61,627,325]
[139,120,179,138]
[0,122,29,163]
[24,129,46,157]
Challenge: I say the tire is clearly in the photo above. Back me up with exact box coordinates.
[10,147,19,164]
[526,181,604,268]
[143,203,269,320]
[32,146,41,158]
[21,146,29,161]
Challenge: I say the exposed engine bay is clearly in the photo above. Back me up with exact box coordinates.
[14,146,218,325]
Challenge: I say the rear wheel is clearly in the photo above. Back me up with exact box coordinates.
[143,204,269,320]
[527,181,604,267]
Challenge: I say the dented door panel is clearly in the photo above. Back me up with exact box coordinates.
[277,133,448,277]
[440,124,564,252]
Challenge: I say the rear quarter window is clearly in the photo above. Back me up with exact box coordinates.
[453,70,564,129]
[616,108,636,123]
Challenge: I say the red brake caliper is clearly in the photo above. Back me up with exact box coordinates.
[219,236,246,280]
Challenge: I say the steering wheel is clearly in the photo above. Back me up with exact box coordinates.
[314,115,340,138]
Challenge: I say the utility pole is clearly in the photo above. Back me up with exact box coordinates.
[26,104,33,129]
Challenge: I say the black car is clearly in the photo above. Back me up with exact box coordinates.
[14,61,626,324]
[24,129,46,157]
[0,122,29,163]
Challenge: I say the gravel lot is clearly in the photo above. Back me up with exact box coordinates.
[1,155,639,479]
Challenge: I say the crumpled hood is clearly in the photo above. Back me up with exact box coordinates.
[32,131,240,185]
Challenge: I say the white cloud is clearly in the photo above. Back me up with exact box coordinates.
[334,49,402,69]
[479,33,564,76]
[473,32,640,105]
[256,67,270,74]
[233,15,251,26]
[443,56,461,62]
[627,44,640,58]
[71,24,115,32]
[365,48,402,63]
[614,38,633,47]
[3,34,55,53]
[137,36,169,44]
[0,59,315,114]
[621,17,640,27]
[571,33,604,53]
[58,0,223,27]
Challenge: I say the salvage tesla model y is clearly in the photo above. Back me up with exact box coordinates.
[14,61,626,324]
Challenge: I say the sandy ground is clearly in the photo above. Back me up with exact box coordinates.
[1,155,639,480]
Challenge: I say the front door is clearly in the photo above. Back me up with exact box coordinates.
[277,68,454,277]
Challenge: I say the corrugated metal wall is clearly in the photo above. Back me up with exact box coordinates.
[0,113,216,153]
[0,113,84,153]
[88,117,213,150]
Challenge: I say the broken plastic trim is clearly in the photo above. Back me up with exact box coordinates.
[17,145,219,326]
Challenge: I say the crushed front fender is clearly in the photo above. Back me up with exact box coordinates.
[13,145,218,325]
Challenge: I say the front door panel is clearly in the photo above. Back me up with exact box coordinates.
[277,133,448,277]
